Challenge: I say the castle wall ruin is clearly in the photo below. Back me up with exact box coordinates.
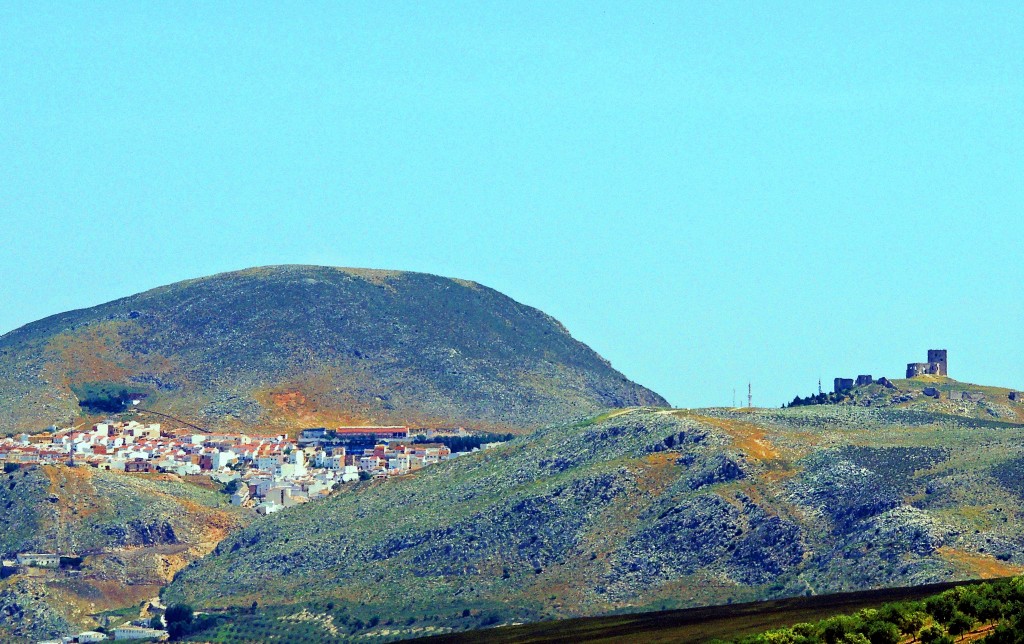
[906,349,948,379]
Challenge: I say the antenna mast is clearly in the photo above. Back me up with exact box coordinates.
[747,382,752,409]
[818,378,823,395]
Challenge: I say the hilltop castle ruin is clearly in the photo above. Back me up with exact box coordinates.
[906,349,947,378]
[832,349,948,394]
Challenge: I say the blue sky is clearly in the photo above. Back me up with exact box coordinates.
[1,2,1022,408]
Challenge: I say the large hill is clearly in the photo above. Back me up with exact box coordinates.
[0,265,666,434]
[164,390,1024,642]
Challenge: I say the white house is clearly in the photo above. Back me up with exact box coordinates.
[257,455,283,472]
[359,456,381,472]
[276,449,307,479]
[317,453,345,470]
[388,455,411,473]
[125,422,161,439]
[266,486,292,506]
[313,449,333,468]
[16,553,61,567]
[252,478,276,498]
[113,625,167,640]
[212,450,236,469]
[173,462,201,476]
[256,501,282,515]
[106,458,127,472]
[304,481,329,497]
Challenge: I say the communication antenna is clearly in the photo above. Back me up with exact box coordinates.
[732,389,736,408]
[818,379,823,396]
[747,382,752,408]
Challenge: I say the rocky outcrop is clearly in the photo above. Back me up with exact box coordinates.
[0,578,73,643]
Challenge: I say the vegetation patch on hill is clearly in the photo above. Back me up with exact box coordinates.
[730,576,1024,644]
[401,579,995,644]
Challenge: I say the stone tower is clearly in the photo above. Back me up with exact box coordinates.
[927,349,947,376]
[906,349,948,378]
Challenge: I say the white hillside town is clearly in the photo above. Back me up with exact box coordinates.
[0,421,505,515]
[7,420,507,643]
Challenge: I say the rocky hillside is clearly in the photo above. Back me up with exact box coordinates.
[0,466,250,642]
[164,400,1024,642]
[0,265,666,435]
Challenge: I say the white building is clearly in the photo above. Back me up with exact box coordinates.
[320,453,346,470]
[124,422,161,439]
[113,625,167,640]
[211,450,236,469]
[359,456,381,472]
[266,485,298,506]
[173,462,201,476]
[257,455,283,472]
[253,478,276,497]
[16,553,61,567]
[312,450,327,468]
[256,500,282,515]
[388,455,411,472]
[304,481,329,497]
[276,449,307,479]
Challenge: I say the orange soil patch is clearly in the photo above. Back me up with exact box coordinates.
[634,451,684,494]
[177,475,221,491]
[762,467,801,482]
[736,482,771,509]
[938,547,1024,578]
[162,491,243,550]
[254,373,382,433]
[43,322,135,386]
[42,465,103,521]
[269,390,315,416]
[52,578,162,613]
[690,416,802,481]
[689,416,783,461]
